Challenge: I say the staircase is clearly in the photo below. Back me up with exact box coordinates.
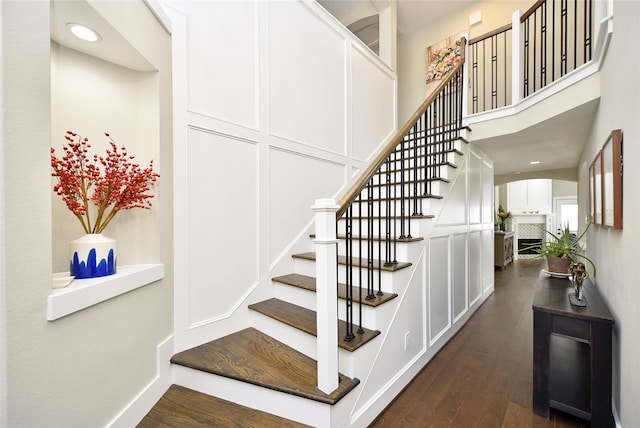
[138,143,468,427]
[138,40,469,427]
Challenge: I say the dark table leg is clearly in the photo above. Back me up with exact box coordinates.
[533,310,551,418]
[591,322,614,427]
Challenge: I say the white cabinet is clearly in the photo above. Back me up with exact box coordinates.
[507,179,551,213]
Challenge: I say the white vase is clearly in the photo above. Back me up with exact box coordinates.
[70,234,117,279]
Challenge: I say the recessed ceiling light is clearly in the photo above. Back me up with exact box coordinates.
[529,160,541,165]
[67,23,101,42]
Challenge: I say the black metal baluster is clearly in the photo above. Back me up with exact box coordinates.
[367,183,375,301]
[574,0,578,70]
[543,2,547,89]
[523,17,530,97]
[561,0,568,76]
[384,158,392,266]
[491,35,497,109]
[344,206,354,342]
[357,193,364,335]
[377,170,383,296]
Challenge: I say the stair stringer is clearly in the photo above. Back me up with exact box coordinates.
[334,136,496,427]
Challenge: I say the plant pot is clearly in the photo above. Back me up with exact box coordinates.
[70,234,117,279]
[546,255,570,275]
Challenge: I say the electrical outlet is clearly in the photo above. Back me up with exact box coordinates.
[404,331,410,350]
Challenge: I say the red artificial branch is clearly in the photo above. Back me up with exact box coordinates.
[51,131,159,234]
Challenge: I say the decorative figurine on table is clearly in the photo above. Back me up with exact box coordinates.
[569,261,587,307]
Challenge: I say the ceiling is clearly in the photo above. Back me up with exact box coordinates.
[471,100,599,177]
[50,0,155,71]
[319,0,481,49]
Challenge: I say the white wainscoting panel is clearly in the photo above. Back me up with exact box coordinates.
[469,151,482,224]
[468,230,483,305]
[429,235,451,346]
[351,46,396,162]
[452,233,468,322]
[187,128,258,325]
[482,228,495,292]
[267,1,346,154]
[268,148,344,262]
[436,161,467,226]
[481,158,494,224]
[185,1,258,130]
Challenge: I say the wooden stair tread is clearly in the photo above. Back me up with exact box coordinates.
[293,252,412,272]
[309,234,423,243]
[376,161,459,175]
[170,327,359,405]
[367,177,451,187]
[137,384,310,428]
[337,214,435,221]
[248,298,380,352]
[272,273,398,307]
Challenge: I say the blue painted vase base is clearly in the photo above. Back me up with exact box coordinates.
[71,248,116,279]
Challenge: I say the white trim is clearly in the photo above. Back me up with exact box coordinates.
[47,264,164,321]
[106,335,174,427]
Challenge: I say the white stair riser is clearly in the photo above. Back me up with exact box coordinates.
[173,365,331,427]
[336,215,436,237]
[248,309,380,374]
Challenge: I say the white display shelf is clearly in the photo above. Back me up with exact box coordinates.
[47,264,164,321]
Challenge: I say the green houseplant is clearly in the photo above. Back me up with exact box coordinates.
[522,223,596,276]
[496,205,512,231]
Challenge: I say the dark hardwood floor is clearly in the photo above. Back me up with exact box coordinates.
[370,259,590,428]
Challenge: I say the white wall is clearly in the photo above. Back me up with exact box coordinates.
[163,0,398,351]
[579,0,640,424]
[1,1,173,426]
[397,0,533,124]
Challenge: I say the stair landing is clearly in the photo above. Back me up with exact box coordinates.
[171,327,359,405]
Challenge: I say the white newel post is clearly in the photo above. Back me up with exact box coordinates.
[312,198,339,394]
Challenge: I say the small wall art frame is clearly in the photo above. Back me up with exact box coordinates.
[590,129,623,228]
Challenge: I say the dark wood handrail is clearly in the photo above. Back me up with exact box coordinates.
[336,38,467,219]
[468,23,512,45]
[520,0,546,22]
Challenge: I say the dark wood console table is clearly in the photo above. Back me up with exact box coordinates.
[532,271,614,426]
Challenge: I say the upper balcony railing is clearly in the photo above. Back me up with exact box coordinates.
[469,0,600,115]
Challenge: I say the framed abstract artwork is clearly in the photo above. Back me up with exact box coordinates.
[425,30,466,94]
[601,129,623,229]
[592,151,602,225]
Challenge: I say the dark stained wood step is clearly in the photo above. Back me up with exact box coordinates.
[367,176,451,188]
[293,252,412,272]
[338,214,435,221]
[310,234,424,243]
[376,161,459,176]
[272,273,398,307]
[392,146,464,159]
[170,327,359,405]
[137,384,310,428]
[354,194,444,203]
[248,298,381,352]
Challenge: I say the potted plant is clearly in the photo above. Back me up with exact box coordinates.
[51,131,160,279]
[496,205,512,231]
[521,222,596,276]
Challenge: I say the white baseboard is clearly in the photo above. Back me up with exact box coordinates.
[106,335,174,428]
